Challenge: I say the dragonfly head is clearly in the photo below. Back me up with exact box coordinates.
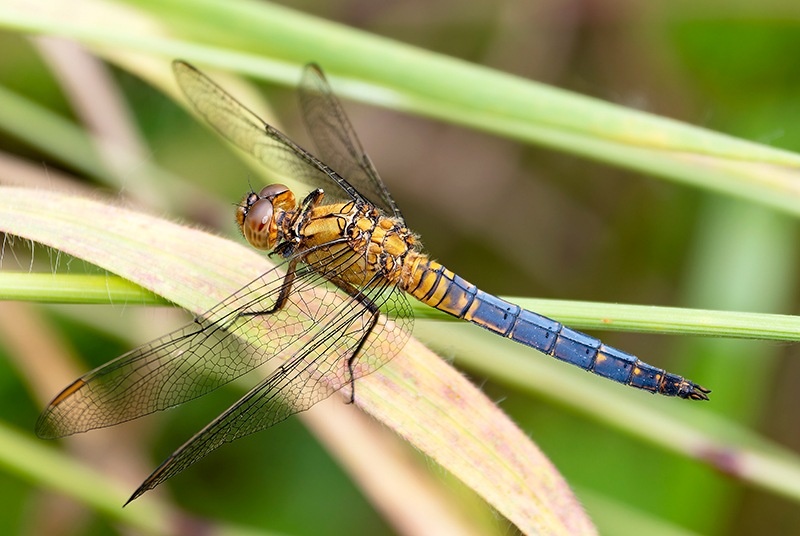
[236,184,297,250]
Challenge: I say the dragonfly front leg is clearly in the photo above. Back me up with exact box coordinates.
[239,258,299,316]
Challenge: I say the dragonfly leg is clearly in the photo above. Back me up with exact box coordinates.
[292,189,326,237]
[239,258,299,316]
[332,277,383,404]
[346,308,379,404]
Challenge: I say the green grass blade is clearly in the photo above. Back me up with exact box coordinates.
[0,421,278,536]
[1,1,800,216]
[4,273,800,342]
[0,273,166,305]
[0,422,164,533]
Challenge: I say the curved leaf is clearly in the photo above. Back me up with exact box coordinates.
[0,186,596,535]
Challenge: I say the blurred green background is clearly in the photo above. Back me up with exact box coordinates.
[1,1,800,535]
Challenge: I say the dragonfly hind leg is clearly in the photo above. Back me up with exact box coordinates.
[332,278,384,404]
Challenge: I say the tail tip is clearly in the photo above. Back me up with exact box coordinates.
[685,383,711,401]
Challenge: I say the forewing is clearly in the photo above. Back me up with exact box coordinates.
[128,274,413,501]
[36,244,373,439]
[172,61,367,207]
[299,64,403,219]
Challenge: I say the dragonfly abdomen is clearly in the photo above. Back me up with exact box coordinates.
[404,257,709,400]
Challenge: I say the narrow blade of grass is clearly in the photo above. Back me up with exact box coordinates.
[5,273,800,342]
[1,1,800,215]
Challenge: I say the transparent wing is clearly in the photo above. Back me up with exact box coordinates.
[172,61,368,208]
[127,273,411,502]
[299,64,403,220]
[36,244,412,441]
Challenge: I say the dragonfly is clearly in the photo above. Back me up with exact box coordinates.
[37,60,710,505]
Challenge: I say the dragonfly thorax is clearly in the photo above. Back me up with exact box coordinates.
[237,184,298,250]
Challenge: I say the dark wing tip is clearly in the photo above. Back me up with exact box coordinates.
[171,60,191,82]
[35,378,89,438]
[171,59,194,73]
[304,62,324,75]
[123,488,143,507]
[124,477,155,507]
[124,454,175,506]
[35,413,58,439]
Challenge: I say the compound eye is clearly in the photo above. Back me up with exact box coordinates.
[242,198,275,250]
[235,191,259,228]
[259,184,289,199]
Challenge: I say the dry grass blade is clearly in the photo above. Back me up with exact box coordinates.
[0,186,595,535]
